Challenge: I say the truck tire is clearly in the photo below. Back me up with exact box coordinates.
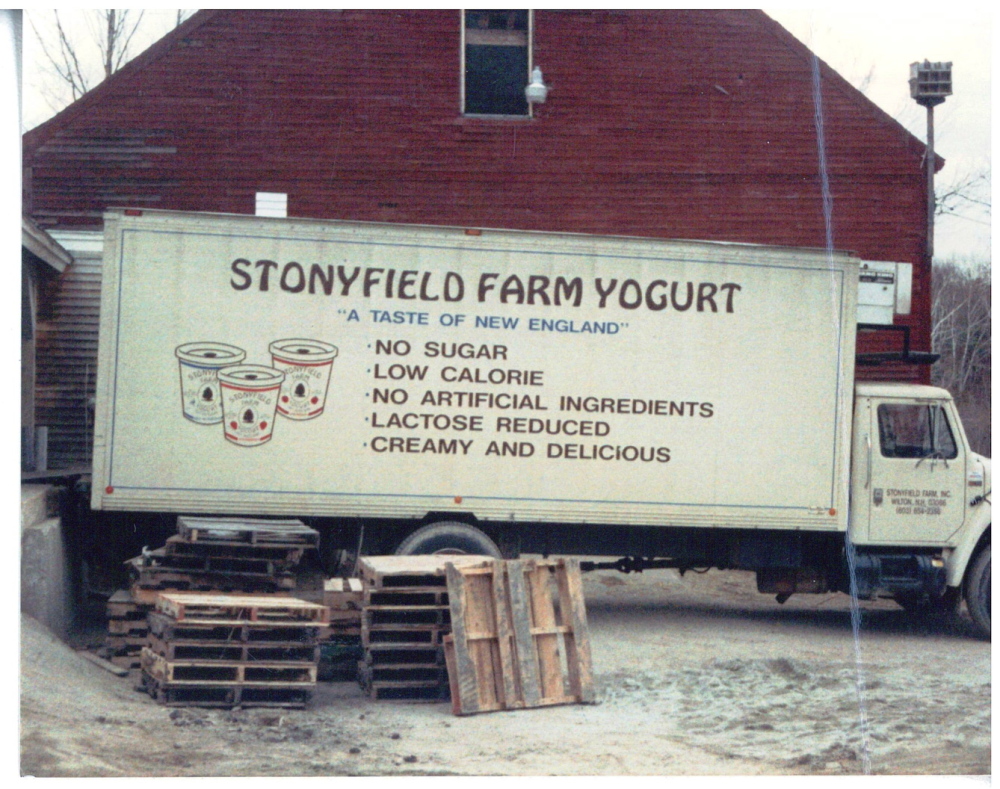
[395,521,502,558]
[894,587,961,618]
[964,545,991,639]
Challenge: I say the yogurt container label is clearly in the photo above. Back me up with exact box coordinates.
[175,342,247,424]
[270,339,339,420]
[218,365,285,447]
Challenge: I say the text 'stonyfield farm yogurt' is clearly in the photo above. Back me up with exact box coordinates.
[269,339,339,420]
[175,342,247,424]
[218,365,285,447]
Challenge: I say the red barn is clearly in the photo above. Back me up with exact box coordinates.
[23,9,936,469]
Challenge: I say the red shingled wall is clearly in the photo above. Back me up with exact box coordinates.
[23,9,932,381]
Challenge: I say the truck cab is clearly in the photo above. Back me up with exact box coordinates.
[851,382,991,633]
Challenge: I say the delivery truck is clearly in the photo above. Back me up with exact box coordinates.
[91,209,991,637]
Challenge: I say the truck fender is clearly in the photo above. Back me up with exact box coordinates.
[394,520,502,558]
[946,513,991,588]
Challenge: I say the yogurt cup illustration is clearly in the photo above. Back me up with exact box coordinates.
[269,338,339,420]
[175,342,247,424]
[218,365,285,447]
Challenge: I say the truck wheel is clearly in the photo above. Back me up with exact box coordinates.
[964,545,991,639]
[395,521,502,558]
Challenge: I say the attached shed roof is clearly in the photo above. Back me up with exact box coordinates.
[22,215,73,272]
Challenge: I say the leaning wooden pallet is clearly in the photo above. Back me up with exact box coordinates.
[443,558,596,716]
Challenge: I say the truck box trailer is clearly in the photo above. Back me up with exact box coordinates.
[91,210,991,636]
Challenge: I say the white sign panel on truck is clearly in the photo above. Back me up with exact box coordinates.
[92,210,857,533]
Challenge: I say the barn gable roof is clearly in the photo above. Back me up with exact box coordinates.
[24,10,929,162]
[24,10,223,148]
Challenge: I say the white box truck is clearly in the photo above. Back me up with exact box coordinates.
[91,209,991,636]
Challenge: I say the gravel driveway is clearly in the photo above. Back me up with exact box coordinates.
[20,562,990,776]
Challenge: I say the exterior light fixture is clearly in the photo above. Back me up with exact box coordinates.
[909,60,952,107]
[525,66,548,104]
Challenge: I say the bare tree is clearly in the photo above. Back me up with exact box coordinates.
[936,164,991,219]
[30,10,145,102]
[931,259,991,455]
[101,10,146,80]
[26,9,193,123]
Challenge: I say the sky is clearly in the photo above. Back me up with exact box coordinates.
[18,8,993,263]
[763,7,992,264]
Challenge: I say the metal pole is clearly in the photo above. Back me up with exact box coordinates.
[926,103,936,264]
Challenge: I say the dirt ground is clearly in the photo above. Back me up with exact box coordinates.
[19,562,991,777]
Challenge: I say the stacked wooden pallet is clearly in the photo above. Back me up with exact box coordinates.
[104,517,319,669]
[323,577,364,637]
[104,589,152,669]
[139,592,329,708]
[127,517,317,603]
[443,557,595,716]
[318,577,364,680]
[356,555,494,702]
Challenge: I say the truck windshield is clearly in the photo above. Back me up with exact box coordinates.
[877,403,958,460]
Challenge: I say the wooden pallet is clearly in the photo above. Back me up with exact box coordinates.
[127,556,297,588]
[324,577,364,610]
[154,592,329,624]
[104,594,141,670]
[146,633,320,663]
[356,664,450,702]
[357,645,448,700]
[443,558,595,716]
[106,589,150,619]
[365,588,450,607]
[176,516,319,548]
[129,582,294,610]
[111,653,143,670]
[140,672,312,708]
[361,626,446,648]
[165,535,307,564]
[141,648,317,684]
[135,547,290,576]
[358,555,495,589]
[319,624,362,640]
[107,617,149,636]
[105,588,151,663]
[147,611,322,644]
[364,644,444,667]
[355,557,493,702]
[361,663,449,683]
[363,606,451,628]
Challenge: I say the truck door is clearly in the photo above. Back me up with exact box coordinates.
[855,398,967,545]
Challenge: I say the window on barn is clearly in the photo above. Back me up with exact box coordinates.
[463,10,531,117]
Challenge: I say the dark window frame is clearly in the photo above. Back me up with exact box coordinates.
[461,9,533,118]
